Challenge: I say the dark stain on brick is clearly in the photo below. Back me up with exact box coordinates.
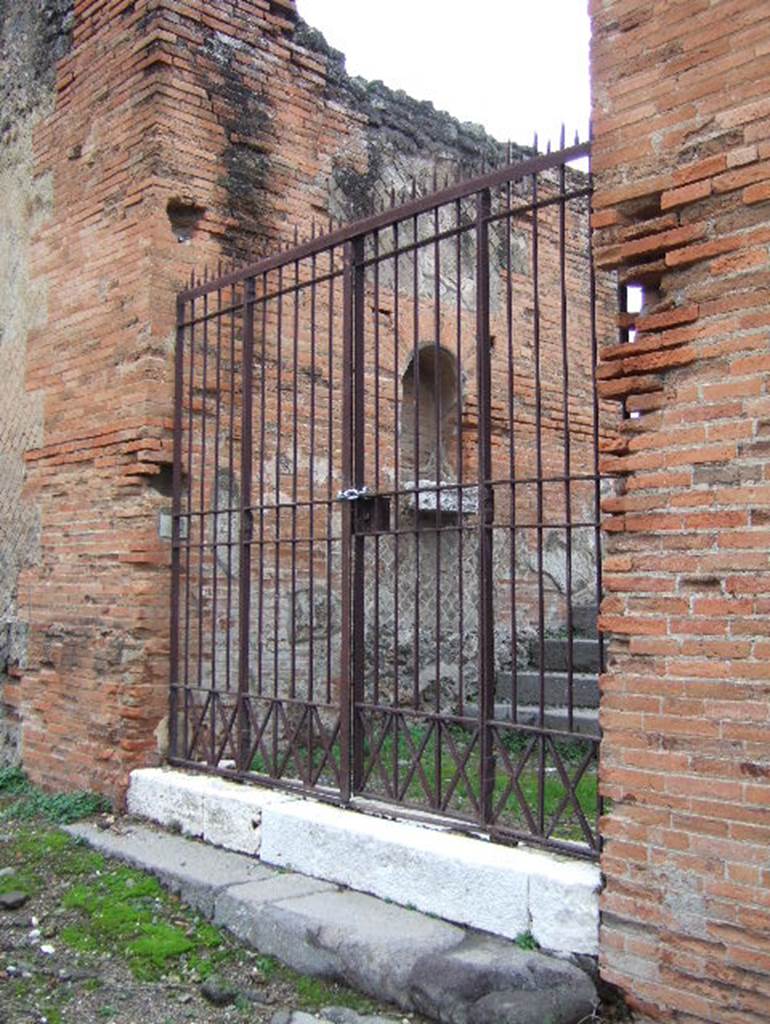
[204,32,272,261]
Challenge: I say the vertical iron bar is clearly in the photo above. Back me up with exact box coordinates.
[211,286,223,752]
[505,171,518,725]
[226,286,237,694]
[308,250,317,781]
[169,295,185,760]
[433,201,442,810]
[339,240,355,803]
[373,231,381,711]
[455,200,465,718]
[392,222,401,798]
[412,207,422,714]
[351,234,367,794]
[257,279,268,709]
[290,258,299,709]
[325,249,335,710]
[531,170,547,838]
[199,290,210,762]
[273,267,284,776]
[559,158,575,732]
[237,275,256,771]
[476,188,495,826]
[183,294,195,758]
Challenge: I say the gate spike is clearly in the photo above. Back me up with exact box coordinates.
[390,186,396,208]
[432,164,438,192]
[533,131,539,154]
[311,218,316,239]
[293,225,299,245]
[575,128,580,146]
[546,138,551,154]
[560,123,566,150]
[410,176,417,199]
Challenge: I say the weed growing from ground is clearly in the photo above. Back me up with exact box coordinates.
[515,931,539,951]
[0,767,110,824]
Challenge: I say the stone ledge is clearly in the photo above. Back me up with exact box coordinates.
[127,766,292,856]
[260,798,600,956]
[65,820,598,1024]
[127,767,600,956]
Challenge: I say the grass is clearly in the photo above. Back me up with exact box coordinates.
[251,719,599,845]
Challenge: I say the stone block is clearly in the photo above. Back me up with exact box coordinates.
[127,768,292,856]
[407,932,596,1024]
[260,800,599,954]
[65,821,273,915]
[127,767,210,837]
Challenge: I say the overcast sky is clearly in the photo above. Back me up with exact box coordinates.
[297,0,591,150]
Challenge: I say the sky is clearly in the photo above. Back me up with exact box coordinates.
[296,0,591,151]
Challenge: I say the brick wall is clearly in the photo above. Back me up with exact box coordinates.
[3,0,589,797]
[0,1,73,764]
[590,1,770,1021]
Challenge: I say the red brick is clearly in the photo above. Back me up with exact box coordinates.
[661,179,712,210]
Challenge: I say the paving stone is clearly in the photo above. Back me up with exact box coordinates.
[64,821,273,915]
[69,820,598,1024]
[271,1012,335,1024]
[321,1007,403,1023]
[214,874,340,976]
[407,932,596,1024]
[255,889,465,1006]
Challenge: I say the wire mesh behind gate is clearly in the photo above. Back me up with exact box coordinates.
[170,141,612,858]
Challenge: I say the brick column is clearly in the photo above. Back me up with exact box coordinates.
[590,2,770,1021]
[6,0,309,798]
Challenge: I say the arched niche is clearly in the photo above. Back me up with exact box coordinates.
[400,344,461,485]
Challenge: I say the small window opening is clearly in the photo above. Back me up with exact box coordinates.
[400,344,460,484]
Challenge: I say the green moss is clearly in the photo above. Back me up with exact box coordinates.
[127,923,196,978]
[59,864,238,981]
[293,974,378,1013]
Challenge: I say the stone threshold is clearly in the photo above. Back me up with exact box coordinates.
[127,767,600,958]
[65,820,598,1024]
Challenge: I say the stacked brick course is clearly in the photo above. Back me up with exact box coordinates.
[590,1,770,1021]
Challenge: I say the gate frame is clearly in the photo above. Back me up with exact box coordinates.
[169,139,606,860]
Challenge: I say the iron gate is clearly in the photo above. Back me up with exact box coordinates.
[169,141,611,858]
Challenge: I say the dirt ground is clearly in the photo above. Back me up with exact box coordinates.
[0,784,420,1024]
